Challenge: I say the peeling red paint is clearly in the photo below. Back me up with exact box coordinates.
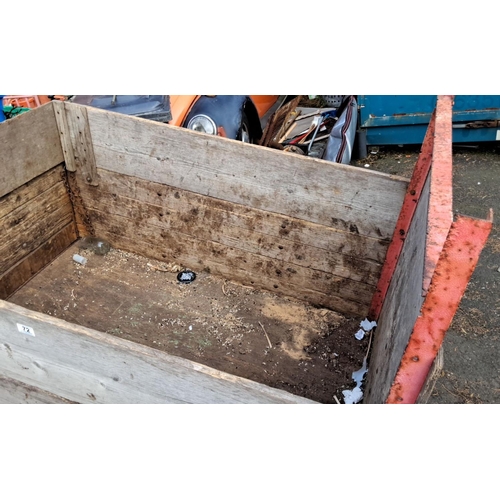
[424,95,454,292]
[368,99,440,321]
[387,215,493,404]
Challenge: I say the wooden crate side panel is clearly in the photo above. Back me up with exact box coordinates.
[89,168,388,267]
[87,190,382,286]
[85,105,408,241]
[0,166,77,298]
[0,223,76,300]
[0,375,77,404]
[0,180,74,274]
[363,176,431,404]
[76,169,378,315]
[0,301,317,404]
[0,103,63,198]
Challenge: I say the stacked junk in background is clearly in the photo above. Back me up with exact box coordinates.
[259,95,358,165]
[1,94,360,165]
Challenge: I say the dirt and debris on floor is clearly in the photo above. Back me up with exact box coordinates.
[8,244,371,404]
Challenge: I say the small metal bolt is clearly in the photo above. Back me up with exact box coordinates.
[412,356,419,362]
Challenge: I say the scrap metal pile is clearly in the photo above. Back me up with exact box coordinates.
[260,95,358,164]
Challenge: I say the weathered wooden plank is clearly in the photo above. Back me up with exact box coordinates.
[81,181,382,286]
[0,165,65,219]
[93,168,390,264]
[88,207,374,312]
[0,375,77,404]
[61,102,97,184]
[415,347,444,404]
[0,181,74,274]
[84,104,408,240]
[52,100,76,172]
[0,300,317,404]
[0,103,63,198]
[89,217,369,317]
[363,176,431,404]
[0,222,77,300]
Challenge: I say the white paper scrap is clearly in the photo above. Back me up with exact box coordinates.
[342,386,363,404]
[360,319,377,332]
[355,329,365,340]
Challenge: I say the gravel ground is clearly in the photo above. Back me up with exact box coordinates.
[353,143,500,404]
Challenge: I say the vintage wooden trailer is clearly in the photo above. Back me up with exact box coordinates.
[0,96,492,404]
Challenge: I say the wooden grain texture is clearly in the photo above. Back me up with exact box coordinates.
[0,222,77,300]
[0,165,65,219]
[0,375,77,404]
[87,207,373,315]
[0,103,63,197]
[415,347,443,404]
[52,100,76,172]
[363,176,430,404]
[0,301,317,404]
[93,168,391,264]
[61,102,98,184]
[0,184,74,274]
[79,170,383,288]
[84,104,407,240]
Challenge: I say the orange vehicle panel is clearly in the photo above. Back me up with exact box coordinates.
[168,95,199,126]
[250,95,280,117]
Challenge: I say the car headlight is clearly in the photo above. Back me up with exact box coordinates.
[186,114,217,135]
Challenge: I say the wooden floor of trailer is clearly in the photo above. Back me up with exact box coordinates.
[8,242,371,403]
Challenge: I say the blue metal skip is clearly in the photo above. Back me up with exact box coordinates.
[358,95,500,146]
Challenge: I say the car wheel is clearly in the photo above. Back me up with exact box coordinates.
[238,113,252,143]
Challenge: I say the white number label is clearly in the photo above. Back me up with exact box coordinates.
[17,323,35,337]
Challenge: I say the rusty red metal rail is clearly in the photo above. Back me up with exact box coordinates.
[368,99,438,321]
[387,213,493,403]
[423,95,454,292]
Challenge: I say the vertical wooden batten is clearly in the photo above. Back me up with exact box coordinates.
[53,100,98,186]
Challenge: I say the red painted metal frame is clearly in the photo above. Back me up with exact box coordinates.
[423,95,454,292]
[387,214,493,404]
[369,95,456,321]
[368,101,437,320]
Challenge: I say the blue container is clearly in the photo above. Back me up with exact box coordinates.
[0,95,5,123]
[358,95,500,146]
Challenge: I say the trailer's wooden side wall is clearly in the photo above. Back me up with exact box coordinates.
[364,175,431,404]
[0,301,316,404]
[0,105,77,299]
[69,104,408,316]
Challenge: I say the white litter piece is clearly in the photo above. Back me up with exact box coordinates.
[342,386,363,405]
[73,254,87,266]
[345,320,376,402]
[360,319,377,332]
[343,359,368,404]
[352,359,368,386]
[355,329,365,340]
[364,164,370,168]
[355,318,377,341]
